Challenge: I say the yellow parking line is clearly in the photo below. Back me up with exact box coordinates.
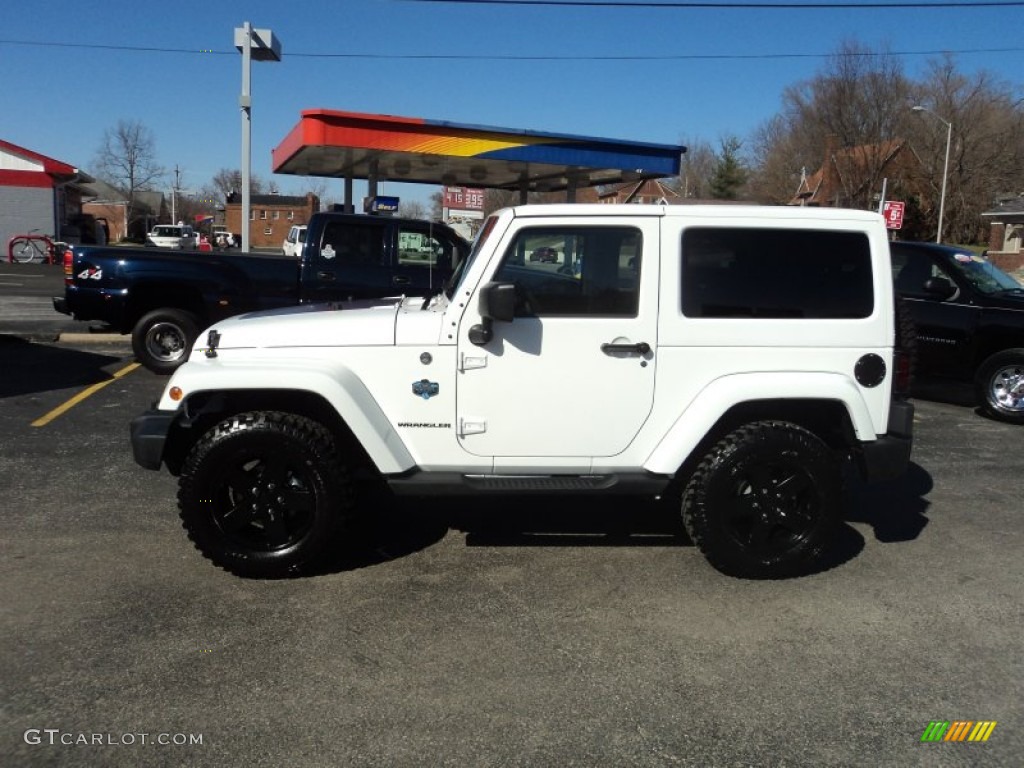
[31,362,142,427]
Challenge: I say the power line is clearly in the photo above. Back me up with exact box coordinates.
[1,38,1022,61]
[0,39,233,55]
[404,0,1024,7]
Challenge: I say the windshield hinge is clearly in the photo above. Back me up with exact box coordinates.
[459,353,487,371]
[458,418,487,437]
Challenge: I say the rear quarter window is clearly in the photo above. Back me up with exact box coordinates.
[681,228,874,319]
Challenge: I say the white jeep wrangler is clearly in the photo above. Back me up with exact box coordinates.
[131,204,914,579]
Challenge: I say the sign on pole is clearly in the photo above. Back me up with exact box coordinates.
[883,201,905,230]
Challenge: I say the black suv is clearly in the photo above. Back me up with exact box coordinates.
[891,241,1024,423]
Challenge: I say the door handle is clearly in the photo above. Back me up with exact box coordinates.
[317,271,335,281]
[601,341,651,356]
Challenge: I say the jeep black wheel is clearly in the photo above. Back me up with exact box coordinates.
[682,421,841,579]
[178,412,351,577]
[975,349,1024,424]
[132,309,200,374]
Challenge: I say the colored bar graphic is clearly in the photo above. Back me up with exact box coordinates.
[968,722,998,742]
[921,720,996,742]
[944,721,973,741]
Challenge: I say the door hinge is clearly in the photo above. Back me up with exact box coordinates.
[458,418,487,436]
[459,353,488,371]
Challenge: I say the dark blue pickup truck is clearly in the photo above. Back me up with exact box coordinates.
[53,212,467,373]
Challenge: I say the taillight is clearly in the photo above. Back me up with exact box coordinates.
[63,248,74,286]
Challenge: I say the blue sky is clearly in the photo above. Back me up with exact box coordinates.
[2,0,1022,206]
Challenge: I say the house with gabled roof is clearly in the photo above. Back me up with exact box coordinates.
[790,138,910,209]
[576,178,686,205]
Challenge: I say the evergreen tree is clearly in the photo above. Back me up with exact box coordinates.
[710,137,748,200]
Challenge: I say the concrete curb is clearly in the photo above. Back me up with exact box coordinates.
[58,332,127,343]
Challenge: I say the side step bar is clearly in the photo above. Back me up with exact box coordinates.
[387,471,671,496]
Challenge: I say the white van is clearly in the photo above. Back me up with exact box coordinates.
[282,225,307,257]
[147,225,197,250]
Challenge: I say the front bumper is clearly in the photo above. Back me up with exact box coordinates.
[130,410,177,470]
[858,399,915,482]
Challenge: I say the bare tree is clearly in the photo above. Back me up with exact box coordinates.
[429,191,444,220]
[212,168,264,199]
[749,40,911,209]
[749,115,807,204]
[399,200,427,219]
[669,136,717,200]
[908,55,1024,242]
[93,119,165,232]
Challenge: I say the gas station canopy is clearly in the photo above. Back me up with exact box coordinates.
[272,109,684,198]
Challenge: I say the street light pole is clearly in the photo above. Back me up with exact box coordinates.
[240,22,252,252]
[234,23,281,253]
[911,105,952,243]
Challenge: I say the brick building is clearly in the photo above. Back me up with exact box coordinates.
[224,192,320,248]
[80,179,167,243]
[981,197,1024,274]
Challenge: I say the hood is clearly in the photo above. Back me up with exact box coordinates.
[197,298,407,352]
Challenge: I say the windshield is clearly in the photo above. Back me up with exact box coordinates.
[445,214,500,300]
[947,252,1023,294]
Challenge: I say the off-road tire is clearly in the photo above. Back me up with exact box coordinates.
[974,349,1024,424]
[177,411,352,577]
[681,421,841,579]
[894,293,917,396]
[132,308,200,375]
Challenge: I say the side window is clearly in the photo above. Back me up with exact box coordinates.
[494,226,641,317]
[681,228,873,319]
[892,249,942,297]
[318,222,385,266]
[397,227,454,270]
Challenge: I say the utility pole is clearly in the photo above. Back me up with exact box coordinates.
[172,165,181,224]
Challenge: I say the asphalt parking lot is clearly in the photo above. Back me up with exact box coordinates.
[1,336,1021,767]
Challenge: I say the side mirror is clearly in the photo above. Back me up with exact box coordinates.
[479,282,516,322]
[924,276,956,299]
[469,282,517,346]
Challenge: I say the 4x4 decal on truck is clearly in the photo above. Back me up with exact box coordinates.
[77,267,102,280]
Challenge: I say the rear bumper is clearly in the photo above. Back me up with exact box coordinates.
[858,399,914,482]
[130,410,177,470]
[52,296,69,315]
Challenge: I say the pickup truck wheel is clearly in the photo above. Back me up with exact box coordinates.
[975,349,1024,424]
[178,412,351,578]
[681,421,841,579]
[132,309,200,374]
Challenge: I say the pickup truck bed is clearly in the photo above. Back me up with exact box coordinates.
[54,212,467,373]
